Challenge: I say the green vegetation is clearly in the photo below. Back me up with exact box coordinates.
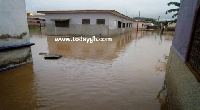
[166,2,180,23]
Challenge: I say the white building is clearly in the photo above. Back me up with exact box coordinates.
[37,10,135,37]
[27,13,46,27]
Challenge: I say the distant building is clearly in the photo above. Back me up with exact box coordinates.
[27,13,45,27]
[158,21,168,28]
[158,21,176,31]
[166,22,176,31]
[167,22,176,28]
[132,21,148,30]
[166,0,200,109]
[37,10,134,37]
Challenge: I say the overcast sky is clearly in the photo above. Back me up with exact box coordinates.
[25,0,180,20]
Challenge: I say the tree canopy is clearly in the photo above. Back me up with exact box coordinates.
[166,2,180,23]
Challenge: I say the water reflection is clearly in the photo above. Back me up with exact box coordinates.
[0,64,38,109]
[0,30,173,110]
[47,31,145,61]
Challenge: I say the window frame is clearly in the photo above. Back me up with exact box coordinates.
[126,23,129,27]
[118,21,122,28]
[122,23,125,28]
[82,19,90,24]
[55,20,69,28]
[96,19,105,25]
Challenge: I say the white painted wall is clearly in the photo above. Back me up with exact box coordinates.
[0,0,30,47]
[45,13,110,25]
[45,13,134,29]
[108,14,133,29]
[0,0,32,69]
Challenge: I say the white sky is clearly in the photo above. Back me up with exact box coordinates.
[25,0,180,20]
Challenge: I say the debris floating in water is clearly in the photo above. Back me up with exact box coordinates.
[44,54,62,59]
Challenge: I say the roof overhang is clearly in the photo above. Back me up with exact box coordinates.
[50,18,70,21]
[37,10,135,22]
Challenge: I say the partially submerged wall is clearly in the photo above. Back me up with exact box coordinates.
[166,0,200,109]
[0,47,32,69]
[0,0,33,71]
[45,13,133,37]
[46,24,109,37]
[166,47,200,110]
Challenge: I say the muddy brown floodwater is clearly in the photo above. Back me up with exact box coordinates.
[0,30,173,110]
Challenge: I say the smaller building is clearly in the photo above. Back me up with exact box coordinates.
[132,20,149,31]
[37,10,135,37]
[158,20,176,31]
[27,13,45,27]
[166,22,176,31]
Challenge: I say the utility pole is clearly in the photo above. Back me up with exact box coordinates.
[139,11,140,21]
[137,11,140,31]
[158,16,160,28]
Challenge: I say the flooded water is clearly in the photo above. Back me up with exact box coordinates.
[0,30,173,110]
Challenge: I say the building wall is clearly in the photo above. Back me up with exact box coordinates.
[27,18,45,27]
[166,47,200,110]
[108,14,133,36]
[166,0,200,109]
[132,22,147,30]
[45,13,110,25]
[45,13,133,36]
[0,0,30,47]
[0,0,32,70]
[172,0,199,61]
[167,22,176,28]
[0,47,32,69]
[108,14,133,29]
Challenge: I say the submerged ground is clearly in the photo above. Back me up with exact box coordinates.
[0,30,173,110]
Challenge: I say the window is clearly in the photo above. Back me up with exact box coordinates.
[118,21,121,28]
[97,19,105,24]
[122,23,125,28]
[186,7,200,81]
[82,19,90,24]
[126,23,129,27]
[37,21,40,23]
[114,21,117,27]
[55,20,69,27]
[129,23,132,27]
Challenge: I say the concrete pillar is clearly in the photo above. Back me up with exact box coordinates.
[0,0,34,71]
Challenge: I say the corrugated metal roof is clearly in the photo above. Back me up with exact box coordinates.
[37,10,135,21]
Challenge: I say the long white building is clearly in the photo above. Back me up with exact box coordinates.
[38,10,135,37]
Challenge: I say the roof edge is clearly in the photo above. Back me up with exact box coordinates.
[37,10,135,21]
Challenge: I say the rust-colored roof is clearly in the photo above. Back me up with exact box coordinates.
[37,10,135,21]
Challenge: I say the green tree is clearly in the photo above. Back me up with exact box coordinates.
[143,18,156,23]
[166,2,180,23]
